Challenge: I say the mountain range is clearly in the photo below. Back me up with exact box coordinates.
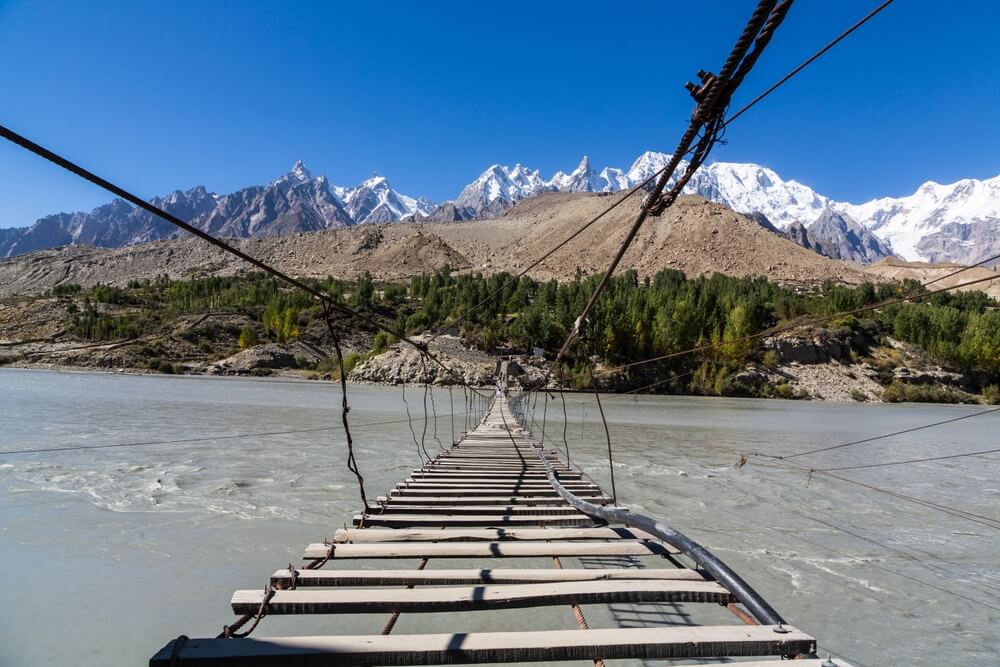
[2,152,998,267]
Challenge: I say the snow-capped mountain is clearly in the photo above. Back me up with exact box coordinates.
[340,175,435,225]
[433,151,834,229]
[837,176,1000,264]
[0,162,433,257]
[449,163,551,219]
[432,151,1000,266]
[796,208,894,263]
[4,152,999,267]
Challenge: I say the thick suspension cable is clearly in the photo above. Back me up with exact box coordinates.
[723,0,896,127]
[555,0,793,363]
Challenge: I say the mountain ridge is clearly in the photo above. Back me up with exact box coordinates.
[3,153,998,267]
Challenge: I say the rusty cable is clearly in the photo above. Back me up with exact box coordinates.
[401,382,424,464]
[419,357,432,461]
[552,556,604,667]
[380,557,429,635]
[220,586,275,639]
[448,386,456,445]
[588,359,617,506]
[429,378,444,451]
[322,306,367,507]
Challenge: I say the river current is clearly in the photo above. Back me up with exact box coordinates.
[1,368,997,665]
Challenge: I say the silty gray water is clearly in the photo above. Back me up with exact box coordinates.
[1,369,997,665]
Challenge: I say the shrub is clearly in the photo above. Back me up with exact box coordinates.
[761,349,780,371]
[773,382,793,399]
[882,381,973,404]
[51,283,82,296]
[372,332,391,354]
[238,326,259,350]
[982,384,1000,405]
[849,388,867,402]
[157,360,175,374]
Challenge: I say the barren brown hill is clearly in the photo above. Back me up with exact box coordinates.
[862,257,1000,300]
[0,192,875,297]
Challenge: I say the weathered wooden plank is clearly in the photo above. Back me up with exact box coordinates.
[401,479,596,488]
[414,469,579,477]
[390,487,571,498]
[331,526,656,542]
[151,626,816,665]
[367,504,606,516]
[303,540,676,559]
[419,464,566,472]
[270,567,703,587]
[356,513,602,527]
[379,495,608,506]
[233,579,732,615]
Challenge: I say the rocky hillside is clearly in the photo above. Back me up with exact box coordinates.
[0,193,868,298]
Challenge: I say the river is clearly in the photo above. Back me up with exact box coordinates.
[1,368,997,665]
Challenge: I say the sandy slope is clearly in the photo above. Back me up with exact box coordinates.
[862,257,1000,300]
[0,191,964,298]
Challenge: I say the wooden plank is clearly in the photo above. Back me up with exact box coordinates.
[270,567,704,587]
[414,470,579,478]
[390,487,572,498]
[419,464,566,472]
[303,540,676,559]
[380,495,608,506]
[356,513,602,527]
[401,479,595,488]
[367,504,604,516]
[233,579,732,615]
[331,527,656,542]
[151,625,816,665]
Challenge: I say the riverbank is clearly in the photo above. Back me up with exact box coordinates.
[3,270,997,404]
[2,333,994,404]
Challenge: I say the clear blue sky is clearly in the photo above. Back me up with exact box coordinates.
[1,1,998,228]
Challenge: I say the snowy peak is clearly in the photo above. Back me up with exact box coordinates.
[697,162,830,229]
[835,174,1000,262]
[340,173,434,224]
[5,150,1000,268]
[451,162,551,217]
[272,160,314,186]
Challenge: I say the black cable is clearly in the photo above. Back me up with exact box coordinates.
[401,382,424,464]
[448,386,456,446]
[559,384,571,467]
[726,481,1000,615]
[419,357,432,461]
[322,306,366,506]
[775,406,1000,460]
[589,361,617,505]
[817,445,1000,472]
[0,411,474,458]
[423,165,671,347]
[723,0,896,127]
[755,456,1000,530]
[428,384,444,451]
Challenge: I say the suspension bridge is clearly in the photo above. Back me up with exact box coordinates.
[10,1,984,664]
[150,393,830,666]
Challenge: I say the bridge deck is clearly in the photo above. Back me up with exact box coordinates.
[150,399,818,666]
